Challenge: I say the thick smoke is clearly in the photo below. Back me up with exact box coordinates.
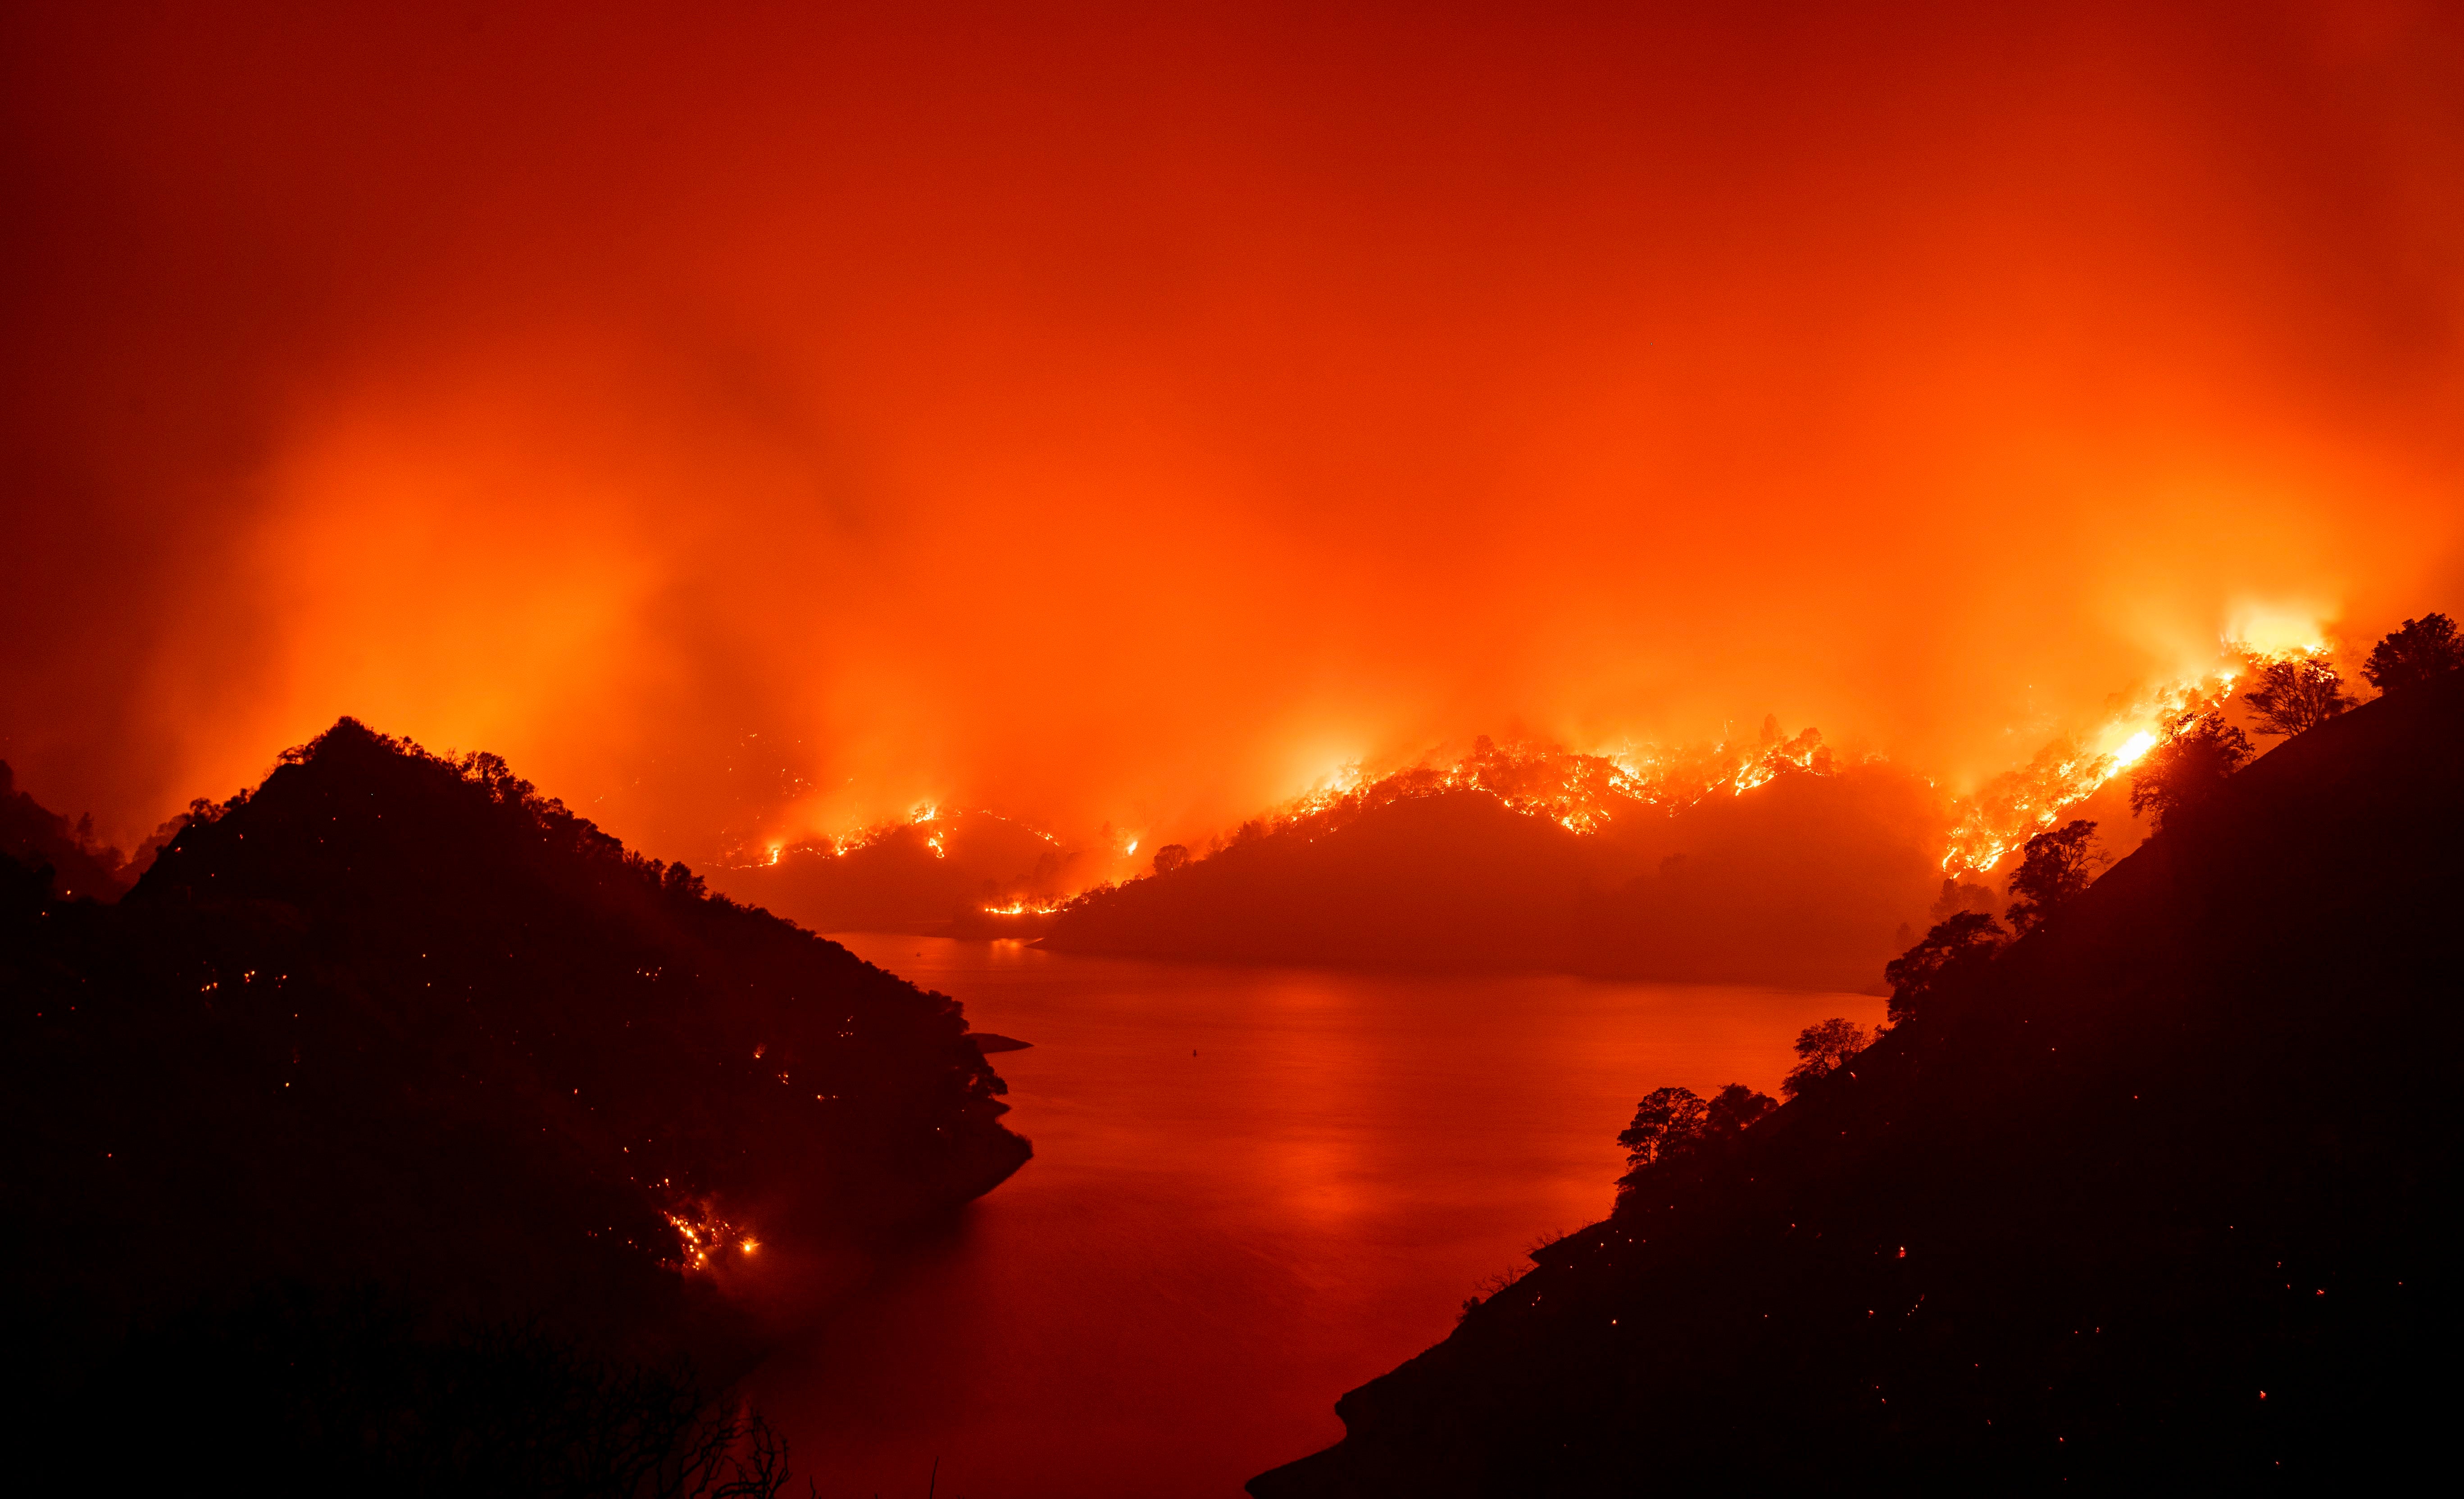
[4,2,2459,859]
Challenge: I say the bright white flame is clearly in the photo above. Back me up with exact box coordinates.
[2224,601,2333,659]
[2108,729,2158,768]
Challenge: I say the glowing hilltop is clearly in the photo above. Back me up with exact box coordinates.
[743,618,2350,919]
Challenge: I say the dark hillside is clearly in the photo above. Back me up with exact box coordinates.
[714,809,1088,934]
[1045,790,1591,971]
[1252,674,2464,1493]
[2,720,1028,1489]
[1573,766,1942,985]
[1046,766,1941,986]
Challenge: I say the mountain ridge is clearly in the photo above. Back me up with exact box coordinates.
[1250,672,2464,1492]
[1046,763,1946,987]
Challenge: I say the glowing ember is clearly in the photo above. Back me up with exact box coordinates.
[732,802,1066,871]
[725,610,2354,896]
[1937,626,2342,877]
[1241,721,1842,849]
[661,1199,758,1272]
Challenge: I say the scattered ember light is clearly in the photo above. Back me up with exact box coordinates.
[1247,727,1842,849]
[661,1199,755,1273]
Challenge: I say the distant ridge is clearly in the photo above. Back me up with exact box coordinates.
[1252,673,2464,1492]
[1046,762,1946,988]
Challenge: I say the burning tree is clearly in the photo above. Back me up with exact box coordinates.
[2129,710,2252,829]
[2361,613,2464,693]
[2240,657,2355,737]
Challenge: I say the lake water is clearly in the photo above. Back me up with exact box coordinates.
[749,936,1882,1499]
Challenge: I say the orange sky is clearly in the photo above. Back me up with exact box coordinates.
[4,1,2460,860]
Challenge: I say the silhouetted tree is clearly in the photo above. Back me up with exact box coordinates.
[2130,710,2251,829]
[2241,657,2356,737]
[1151,843,1191,876]
[1883,912,2006,1024]
[2361,612,2464,692]
[1703,1082,1778,1139]
[2005,821,2102,933]
[1618,1086,1707,1170]
[1616,1084,1774,1199]
[1783,1018,1871,1097]
[1928,877,1998,922]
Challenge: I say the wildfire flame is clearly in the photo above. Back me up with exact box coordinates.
[1936,622,2338,877]
[727,801,1062,870]
[661,1200,758,1273]
[1248,721,1841,847]
[720,608,2347,896]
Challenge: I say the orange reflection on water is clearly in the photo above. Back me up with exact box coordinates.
[748,937,1883,1497]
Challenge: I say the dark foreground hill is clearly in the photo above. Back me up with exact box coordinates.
[2,720,1028,1492]
[1251,674,2464,1494]
[1045,763,1944,988]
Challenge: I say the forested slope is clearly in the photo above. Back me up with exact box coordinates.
[1046,765,1942,988]
[1253,674,2464,1493]
[2,720,1029,1491]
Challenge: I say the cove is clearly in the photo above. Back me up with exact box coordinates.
[750,936,1882,1497]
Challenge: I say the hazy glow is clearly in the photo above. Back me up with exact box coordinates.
[2,4,2459,863]
[2226,602,2337,659]
[2109,731,2159,769]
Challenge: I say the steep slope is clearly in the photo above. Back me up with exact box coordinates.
[3,721,1029,1475]
[1046,765,1941,986]
[127,720,1031,1239]
[1252,674,2464,1493]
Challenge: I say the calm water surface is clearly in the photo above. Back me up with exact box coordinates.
[750,936,1881,1498]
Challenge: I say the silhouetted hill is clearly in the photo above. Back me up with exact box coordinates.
[1250,674,2464,1493]
[2,720,1028,1490]
[1046,764,1941,987]
[712,809,1089,934]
